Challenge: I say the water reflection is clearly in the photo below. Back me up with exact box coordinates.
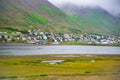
[0,45,120,55]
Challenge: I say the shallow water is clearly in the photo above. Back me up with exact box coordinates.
[0,45,120,55]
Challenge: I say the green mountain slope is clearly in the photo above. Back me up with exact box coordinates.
[60,5,120,35]
[0,0,75,33]
[0,0,120,35]
[67,11,120,35]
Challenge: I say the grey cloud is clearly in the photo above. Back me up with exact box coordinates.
[48,0,120,16]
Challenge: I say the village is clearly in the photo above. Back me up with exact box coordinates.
[0,29,120,45]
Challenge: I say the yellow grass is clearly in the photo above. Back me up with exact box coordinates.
[0,55,120,80]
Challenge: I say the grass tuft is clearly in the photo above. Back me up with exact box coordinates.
[0,76,17,79]
[39,74,48,76]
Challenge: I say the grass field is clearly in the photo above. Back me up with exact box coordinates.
[0,54,120,80]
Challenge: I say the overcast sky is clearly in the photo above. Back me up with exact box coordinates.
[48,0,120,16]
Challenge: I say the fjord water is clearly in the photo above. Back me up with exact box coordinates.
[0,45,120,55]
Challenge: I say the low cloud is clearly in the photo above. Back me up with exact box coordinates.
[48,0,120,16]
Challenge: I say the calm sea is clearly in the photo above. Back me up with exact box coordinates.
[0,45,120,55]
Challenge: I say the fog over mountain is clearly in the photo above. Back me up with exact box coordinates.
[48,0,120,17]
[0,0,120,35]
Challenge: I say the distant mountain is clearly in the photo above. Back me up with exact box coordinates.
[0,0,120,35]
[59,4,120,35]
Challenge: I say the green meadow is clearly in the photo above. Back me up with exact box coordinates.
[0,55,120,80]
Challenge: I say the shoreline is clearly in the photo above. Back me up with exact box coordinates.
[0,54,120,58]
[0,43,120,47]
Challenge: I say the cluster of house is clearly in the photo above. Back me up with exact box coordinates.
[79,33,120,44]
[0,30,120,45]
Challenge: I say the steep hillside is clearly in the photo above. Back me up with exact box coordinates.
[0,0,75,33]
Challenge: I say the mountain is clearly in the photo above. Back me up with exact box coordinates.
[59,4,120,35]
[0,0,77,33]
[0,0,120,35]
